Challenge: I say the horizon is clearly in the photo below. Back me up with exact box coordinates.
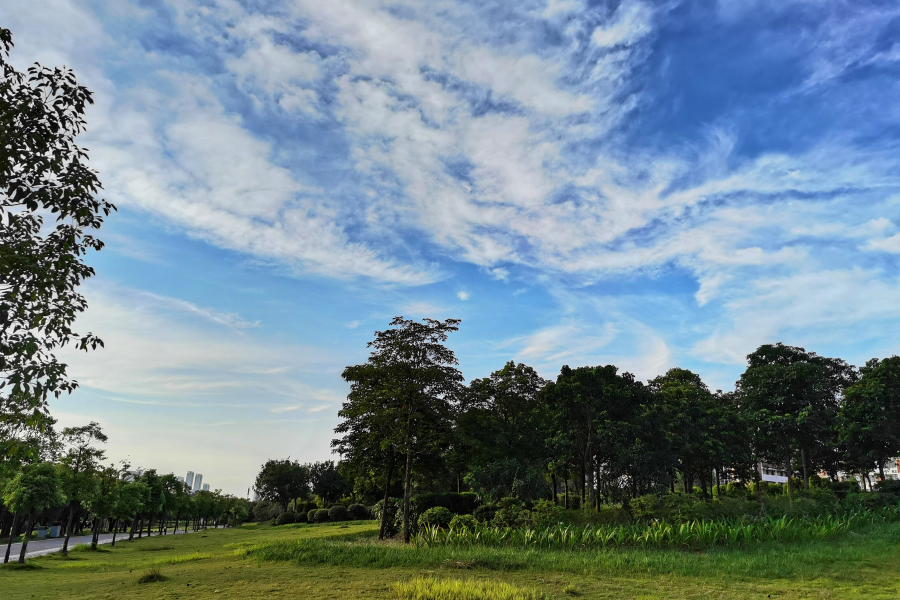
[4,0,900,496]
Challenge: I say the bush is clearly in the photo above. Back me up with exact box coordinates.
[312,508,331,523]
[725,481,746,496]
[491,497,525,528]
[411,492,480,516]
[418,506,454,529]
[268,505,284,520]
[329,505,349,522]
[276,512,296,525]
[348,504,370,520]
[449,514,478,531]
[295,511,308,524]
[252,501,275,523]
[473,503,497,523]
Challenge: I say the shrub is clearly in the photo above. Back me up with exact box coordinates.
[531,499,564,528]
[491,497,525,528]
[268,505,283,520]
[473,503,497,523]
[329,505,349,522]
[411,492,480,516]
[312,508,331,523]
[348,504,370,520]
[276,512,296,526]
[303,502,318,513]
[252,501,274,523]
[295,511,308,524]
[418,506,454,529]
[725,481,746,496]
[449,514,478,531]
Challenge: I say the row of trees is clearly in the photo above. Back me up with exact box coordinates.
[252,458,351,512]
[0,421,250,564]
[333,318,900,543]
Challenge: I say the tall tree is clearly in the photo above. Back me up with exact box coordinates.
[738,343,855,496]
[0,28,114,459]
[839,357,900,482]
[457,362,550,500]
[253,459,308,513]
[337,317,463,543]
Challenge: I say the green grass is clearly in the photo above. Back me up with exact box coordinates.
[1,520,900,598]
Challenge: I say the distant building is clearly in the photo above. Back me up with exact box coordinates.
[194,473,203,492]
[176,476,184,484]
[758,463,788,483]
[186,471,195,490]
[202,483,210,492]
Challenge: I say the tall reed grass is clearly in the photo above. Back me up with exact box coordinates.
[414,506,900,551]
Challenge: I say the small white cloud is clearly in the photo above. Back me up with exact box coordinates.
[308,404,333,413]
[270,405,301,413]
[592,1,654,48]
[345,320,361,329]
[457,291,470,301]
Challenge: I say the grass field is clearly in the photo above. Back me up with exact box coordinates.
[2,520,900,599]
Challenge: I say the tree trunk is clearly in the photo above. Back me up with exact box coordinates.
[801,448,809,489]
[551,473,558,504]
[90,518,100,550]
[62,504,76,554]
[378,455,395,540]
[879,460,886,484]
[715,467,720,496]
[402,448,413,544]
[3,512,18,564]
[17,513,34,564]
[783,446,794,499]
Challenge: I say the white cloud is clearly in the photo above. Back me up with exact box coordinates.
[591,1,654,48]
[457,291,469,301]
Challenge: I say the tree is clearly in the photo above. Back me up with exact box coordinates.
[110,480,143,547]
[337,317,463,543]
[0,28,114,460]
[840,357,900,482]
[308,461,351,504]
[82,464,117,550]
[58,422,106,553]
[542,365,647,508]
[651,368,731,496]
[738,343,855,496]
[457,362,550,501]
[3,461,65,563]
[253,459,309,513]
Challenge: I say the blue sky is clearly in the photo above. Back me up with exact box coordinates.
[4,0,900,495]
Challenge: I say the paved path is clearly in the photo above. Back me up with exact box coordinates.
[3,527,205,561]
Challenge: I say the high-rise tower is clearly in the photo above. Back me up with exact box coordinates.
[186,471,195,490]
[194,473,203,492]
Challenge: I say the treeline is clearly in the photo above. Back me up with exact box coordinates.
[332,318,900,542]
[0,422,250,564]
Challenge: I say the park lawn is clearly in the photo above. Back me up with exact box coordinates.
[0,521,899,599]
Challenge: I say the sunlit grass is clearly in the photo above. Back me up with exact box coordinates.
[393,576,541,600]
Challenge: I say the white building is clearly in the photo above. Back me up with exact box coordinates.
[202,483,210,492]
[194,473,203,492]
[186,471,195,489]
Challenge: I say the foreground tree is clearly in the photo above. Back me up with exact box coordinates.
[0,28,115,461]
[337,317,463,543]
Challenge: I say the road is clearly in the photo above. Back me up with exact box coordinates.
[2,526,205,561]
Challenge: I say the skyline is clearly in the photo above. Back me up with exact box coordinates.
[3,0,900,495]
